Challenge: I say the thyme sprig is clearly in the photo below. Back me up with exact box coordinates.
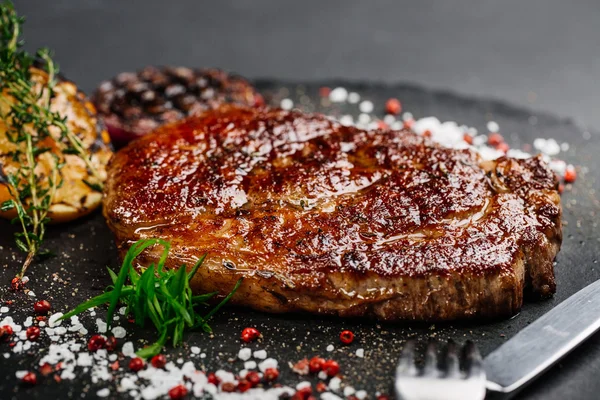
[0,1,103,278]
[62,239,243,358]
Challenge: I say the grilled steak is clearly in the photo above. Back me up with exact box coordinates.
[104,106,562,321]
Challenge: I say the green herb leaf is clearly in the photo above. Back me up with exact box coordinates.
[64,238,243,358]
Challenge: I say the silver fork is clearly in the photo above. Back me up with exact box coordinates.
[395,340,486,400]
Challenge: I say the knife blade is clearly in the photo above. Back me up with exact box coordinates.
[483,279,600,397]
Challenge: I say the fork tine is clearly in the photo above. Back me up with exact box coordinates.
[445,340,461,378]
[397,340,417,376]
[422,340,439,377]
[464,340,484,378]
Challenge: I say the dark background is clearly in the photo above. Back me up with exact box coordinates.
[9,1,600,399]
[16,0,600,129]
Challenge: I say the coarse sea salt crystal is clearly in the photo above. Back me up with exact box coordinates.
[506,149,531,159]
[280,98,293,110]
[77,352,93,367]
[326,344,334,352]
[191,346,200,355]
[549,160,567,177]
[253,349,267,359]
[329,87,348,103]
[348,92,360,104]
[97,388,110,397]
[359,100,374,113]
[355,390,368,399]
[318,370,328,380]
[487,121,499,132]
[244,360,257,370]
[13,342,23,353]
[258,358,278,372]
[111,326,126,339]
[344,386,356,396]
[238,347,252,361]
[339,115,353,127]
[96,318,107,333]
[296,381,311,390]
[54,326,67,336]
[355,348,365,358]
[119,377,137,392]
[27,291,36,297]
[15,370,28,379]
[357,113,370,125]
[329,376,342,391]
[322,391,344,400]
[48,312,63,327]
[216,369,236,383]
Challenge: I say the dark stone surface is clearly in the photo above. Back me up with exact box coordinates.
[14,0,600,129]
[0,81,599,399]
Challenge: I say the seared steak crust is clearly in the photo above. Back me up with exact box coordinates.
[104,106,562,321]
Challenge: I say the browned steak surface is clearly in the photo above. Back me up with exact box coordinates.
[104,106,562,321]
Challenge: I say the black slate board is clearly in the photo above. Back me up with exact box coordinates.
[0,81,599,400]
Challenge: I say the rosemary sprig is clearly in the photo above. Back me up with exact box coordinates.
[62,239,243,358]
[0,1,103,278]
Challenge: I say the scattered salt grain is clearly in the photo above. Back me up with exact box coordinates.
[326,344,334,352]
[96,318,107,333]
[27,291,36,297]
[329,87,348,103]
[122,341,135,357]
[77,352,93,367]
[191,346,200,355]
[111,326,126,339]
[258,358,278,372]
[358,100,374,113]
[48,313,63,327]
[321,394,344,400]
[15,370,28,379]
[0,306,9,313]
[253,349,267,359]
[238,347,252,361]
[244,360,257,370]
[54,326,67,336]
[318,371,328,380]
[344,386,356,396]
[119,307,127,315]
[215,369,236,383]
[355,390,368,399]
[97,388,110,397]
[487,121,499,132]
[296,381,311,390]
[280,98,294,110]
[21,276,29,284]
[339,115,354,127]
[357,113,371,125]
[23,316,32,327]
[329,376,342,391]
[348,92,360,104]
[355,348,365,358]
